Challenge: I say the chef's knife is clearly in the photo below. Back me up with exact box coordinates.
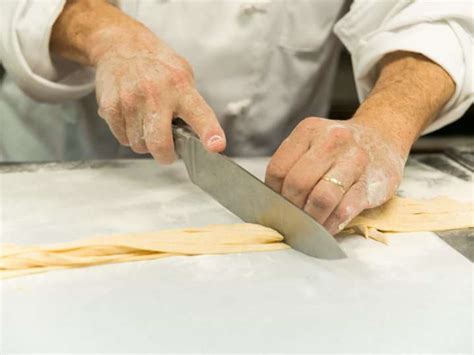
[172,123,346,259]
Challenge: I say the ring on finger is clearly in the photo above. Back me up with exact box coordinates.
[322,176,346,193]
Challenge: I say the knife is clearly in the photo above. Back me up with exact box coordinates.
[172,123,346,259]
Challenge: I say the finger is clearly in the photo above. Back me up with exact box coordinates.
[304,160,363,225]
[280,148,333,208]
[95,64,115,105]
[177,89,226,152]
[97,83,130,146]
[323,181,369,235]
[116,64,148,154]
[98,104,130,147]
[265,131,312,193]
[143,103,176,164]
[121,98,148,154]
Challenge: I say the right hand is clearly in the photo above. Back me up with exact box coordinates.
[92,27,226,164]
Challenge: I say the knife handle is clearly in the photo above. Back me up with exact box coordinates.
[172,119,198,158]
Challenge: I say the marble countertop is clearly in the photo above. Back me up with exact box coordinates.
[1,156,472,353]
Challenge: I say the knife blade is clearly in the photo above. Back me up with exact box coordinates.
[172,124,346,259]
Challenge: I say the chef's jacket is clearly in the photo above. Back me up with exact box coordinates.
[0,0,472,161]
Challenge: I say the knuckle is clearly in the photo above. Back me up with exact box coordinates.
[334,205,352,222]
[328,126,353,142]
[167,68,194,90]
[321,127,354,152]
[323,133,339,150]
[284,176,307,196]
[266,161,287,181]
[120,91,137,111]
[355,148,369,165]
[308,191,334,210]
[98,103,119,120]
[295,117,319,133]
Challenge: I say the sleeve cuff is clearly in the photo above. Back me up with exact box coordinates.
[0,0,95,102]
[335,20,473,134]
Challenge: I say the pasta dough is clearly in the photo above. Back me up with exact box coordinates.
[343,196,474,243]
[0,224,288,279]
[1,196,472,279]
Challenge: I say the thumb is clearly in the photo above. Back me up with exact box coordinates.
[177,90,226,152]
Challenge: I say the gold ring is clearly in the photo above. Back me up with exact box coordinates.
[322,176,345,192]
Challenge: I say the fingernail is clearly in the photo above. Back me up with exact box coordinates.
[207,135,223,146]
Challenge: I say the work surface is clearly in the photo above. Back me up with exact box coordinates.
[1,157,472,353]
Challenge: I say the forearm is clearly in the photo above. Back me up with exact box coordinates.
[50,0,147,66]
[353,51,455,157]
[51,0,225,162]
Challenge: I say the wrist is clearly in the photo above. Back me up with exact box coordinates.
[87,24,152,65]
[51,0,150,66]
[351,51,455,159]
[350,114,413,160]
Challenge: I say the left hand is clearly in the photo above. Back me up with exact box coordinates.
[265,117,406,235]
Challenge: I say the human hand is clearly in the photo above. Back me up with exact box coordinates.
[93,28,225,163]
[265,117,406,235]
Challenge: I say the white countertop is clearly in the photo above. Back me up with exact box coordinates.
[1,158,472,353]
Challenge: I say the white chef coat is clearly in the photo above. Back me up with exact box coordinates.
[0,0,472,162]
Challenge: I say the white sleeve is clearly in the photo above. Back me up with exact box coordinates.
[0,0,95,103]
[334,0,473,134]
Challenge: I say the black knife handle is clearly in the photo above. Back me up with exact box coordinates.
[172,119,198,158]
